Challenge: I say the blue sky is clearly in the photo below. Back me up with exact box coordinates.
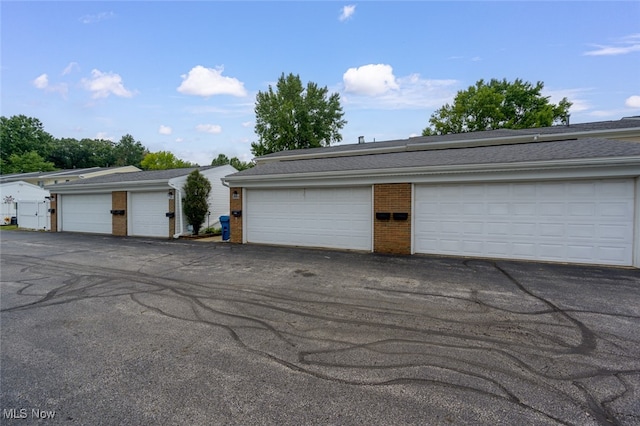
[2,1,639,166]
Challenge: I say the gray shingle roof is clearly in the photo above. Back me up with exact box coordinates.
[0,167,102,183]
[257,117,640,160]
[46,166,215,187]
[228,138,640,178]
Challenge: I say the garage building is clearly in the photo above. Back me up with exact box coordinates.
[223,118,640,268]
[49,165,236,238]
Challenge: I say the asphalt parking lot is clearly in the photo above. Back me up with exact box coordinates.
[1,230,639,425]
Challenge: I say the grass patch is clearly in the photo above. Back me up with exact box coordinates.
[0,225,18,231]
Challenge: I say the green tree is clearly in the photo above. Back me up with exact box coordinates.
[229,157,253,171]
[2,151,56,174]
[211,154,230,166]
[114,134,147,167]
[83,138,117,167]
[141,151,195,170]
[182,169,212,235]
[422,78,572,136]
[251,73,346,156]
[48,138,117,169]
[0,115,54,172]
[49,138,88,169]
[210,153,253,171]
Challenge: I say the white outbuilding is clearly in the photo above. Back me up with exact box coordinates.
[0,181,51,230]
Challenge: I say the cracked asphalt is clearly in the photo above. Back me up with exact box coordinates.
[1,230,639,425]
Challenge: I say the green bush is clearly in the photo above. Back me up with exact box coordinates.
[203,226,221,235]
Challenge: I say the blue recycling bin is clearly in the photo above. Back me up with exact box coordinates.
[219,215,230,241]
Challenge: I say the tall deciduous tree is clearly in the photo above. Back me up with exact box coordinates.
[0,115,54,173]
[251,73,346,156]
[1,151,56,174]
[141,151,195,170]
[229,157,253,171]
[422,79,572,136]
[114,134,147,167]
[210,153,253,171]
[182,169,211,235]
[211,154,230,167]
[48,138,117,169]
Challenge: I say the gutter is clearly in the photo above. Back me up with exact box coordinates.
[46,178,172,193]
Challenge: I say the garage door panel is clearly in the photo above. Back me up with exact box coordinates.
[540,203,564,216]
[600,224,628,240]
[540,223,564,237]
[600,180,634,196]
[246,187,372,251]
[61,194,112,234]
[599,246,627,262]
[540,244,565,259]
[415,179,634,266]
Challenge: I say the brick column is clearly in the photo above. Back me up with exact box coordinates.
[50,194,58,232]
[112,191,127,236]
[229,188,243,243]
[373,183,412,255]
[168,193,176,238]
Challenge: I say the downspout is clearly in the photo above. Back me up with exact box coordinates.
[168,181,184,239]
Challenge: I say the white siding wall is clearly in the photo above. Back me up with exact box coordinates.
[169,165,236,234]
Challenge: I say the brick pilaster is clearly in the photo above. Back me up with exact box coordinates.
[373,183,412,255]
[112,191,127,236]
[50,194,58,232]
[229,188,243,243]
[168,193,176,238]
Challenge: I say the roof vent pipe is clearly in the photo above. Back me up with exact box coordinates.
[358,136,365,144]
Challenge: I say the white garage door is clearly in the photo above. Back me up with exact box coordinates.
[414,179,635,266]
[246,187,372,251]
[61,194,112,234]
[130,192,169,237]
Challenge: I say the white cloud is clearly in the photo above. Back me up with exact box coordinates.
[175,138,184,143]
[625,95,640,108]
[33,74,49,89]
[587,109,624,119]
[343,64,399,96]
[159,125,172,135]
[339,5,356,22]
[177,65,247,97]
[81,69,134,99]
[584,44,640,56]
[196,124,222,134]
[79,11,115,24]
[583,33,640,56]
[32,73,68,96]
[241,121,253,128]
[62,62,79,75]
[544,88,592,113]
[342,70,458,110]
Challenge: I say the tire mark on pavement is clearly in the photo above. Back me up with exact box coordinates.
[2,251,639,425]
